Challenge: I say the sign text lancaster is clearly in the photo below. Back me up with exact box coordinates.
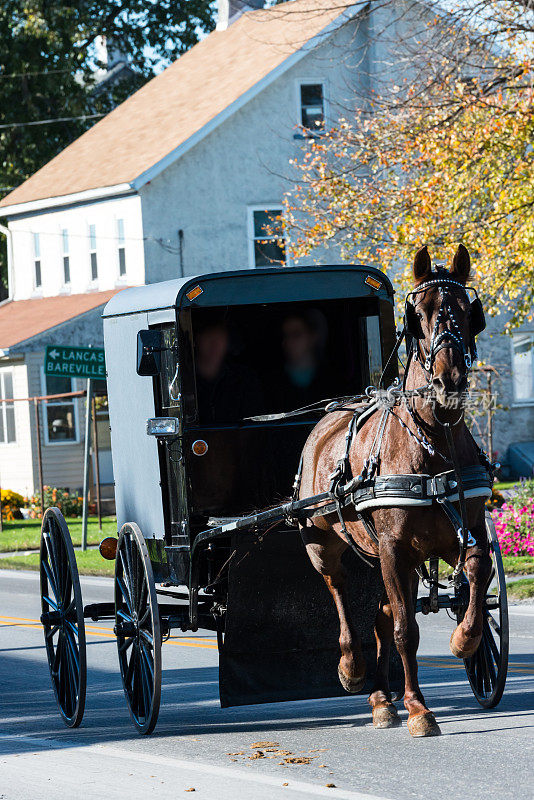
[44,345,106,380]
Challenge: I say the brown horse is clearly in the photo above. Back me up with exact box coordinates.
[298,244,492,737]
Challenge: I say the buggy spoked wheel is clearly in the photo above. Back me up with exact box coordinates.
[115,523,161,735]
[39,507,87,728]
[456,512,509,708]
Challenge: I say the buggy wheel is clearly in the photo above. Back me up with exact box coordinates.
[115,523,161,735]
[39,507,87,728]
[457,511,509,709]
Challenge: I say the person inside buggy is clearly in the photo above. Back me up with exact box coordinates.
[177,296,390,525]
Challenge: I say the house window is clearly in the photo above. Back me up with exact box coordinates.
[62,229,70,284]
[250,208,286,268]
[0,371,16,443]
[300,83,325,132]
[89,224,98,280]
[512,333,534,402]
[33,232,42,288]
[117,218,126,276]
[43,374,78,443]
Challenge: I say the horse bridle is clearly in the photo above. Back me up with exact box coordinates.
[404,274,486,379]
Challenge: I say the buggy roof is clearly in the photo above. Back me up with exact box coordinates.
[102,265,393,319]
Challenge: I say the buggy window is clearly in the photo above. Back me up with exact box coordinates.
[187,297,383,425]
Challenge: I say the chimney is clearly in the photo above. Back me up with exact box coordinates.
[216,0,265,31]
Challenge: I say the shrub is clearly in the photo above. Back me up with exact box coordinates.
[26,486,85,518]
[492,479,534,557]
[1,489,25,520]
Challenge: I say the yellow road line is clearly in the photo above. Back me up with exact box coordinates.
[0,616,217,650]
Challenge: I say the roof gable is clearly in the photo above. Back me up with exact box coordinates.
[0,0,353,214]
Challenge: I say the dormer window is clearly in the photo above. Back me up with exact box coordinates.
[299,82,325,134]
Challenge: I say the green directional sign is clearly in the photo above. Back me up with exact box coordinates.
[44,345,106,380]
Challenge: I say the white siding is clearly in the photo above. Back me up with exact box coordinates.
[0,357,33,496]
[8,194,145,301]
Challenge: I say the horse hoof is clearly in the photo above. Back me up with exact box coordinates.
[449,629,481,659]
[372,704,402,729]
[407,712,441,738]
[338,664,365,694]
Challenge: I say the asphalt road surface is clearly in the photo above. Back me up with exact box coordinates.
[1,568,532,800]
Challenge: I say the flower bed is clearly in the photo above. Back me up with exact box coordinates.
[492,480,534,558]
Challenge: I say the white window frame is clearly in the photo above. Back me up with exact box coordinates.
[61,228,71,286]
[511,332,534,406]
[247,205,289,269]
[295,78,329,135]
[40,370,80,446]
[116,217,127,279]
[33,232,42,289]
[0,369,16,445]
[88,223,98,282]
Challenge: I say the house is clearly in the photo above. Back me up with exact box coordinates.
[0,0,531,493]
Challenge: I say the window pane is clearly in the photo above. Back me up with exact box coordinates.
[301,83,324,130]
[253,209,283,238]
[366,315,382,386]
[63,255,70,284]
[118,247,126,276]
[46,404,76,441]
[35,260,42,287]
[254,238,286,267]
[3,372,13,400]
[513,334,534,400]
[62,229,69,254]
[46,375,72,396]
[33,232,41,258]
[117,218,125,244]
[0,407,4,443]
[90,251,98,280]
[5,406,15,442]
[89,224,96,249]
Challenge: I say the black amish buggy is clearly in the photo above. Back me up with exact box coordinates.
[38,265,507,733]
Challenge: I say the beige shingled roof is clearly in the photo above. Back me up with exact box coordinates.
[0,0,350,211]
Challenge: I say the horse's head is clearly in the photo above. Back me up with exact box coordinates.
[405,244,486,406]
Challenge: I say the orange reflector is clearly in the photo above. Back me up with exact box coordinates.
[186,285,203,301]
[99,537,118,560]
[192,439,208,456]
[365,275,382,290]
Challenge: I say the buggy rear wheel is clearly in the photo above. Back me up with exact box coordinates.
[39,507,87,728]
[457,511,509,709]
[115,522,161,735]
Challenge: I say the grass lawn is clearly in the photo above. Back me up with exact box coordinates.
[0,517,117,552]
[493,481,519,492]
[506,577,534,601]
[0,548,114,577]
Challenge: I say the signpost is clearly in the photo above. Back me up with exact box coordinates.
[44,345,106,550]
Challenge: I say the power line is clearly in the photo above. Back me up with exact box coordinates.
[0,68,72,80]
[0,113,105,131]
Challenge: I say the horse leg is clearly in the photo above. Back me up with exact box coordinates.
[302,523,366,693]
[450,524,492,658]
[368,592,401,728]
[380,540,441,737]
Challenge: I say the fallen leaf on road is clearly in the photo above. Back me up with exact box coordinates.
[251,741,279,748]
[283,757,313,765]
[185,789,196,793]
[249,751,265,760]
[326,784,336,789]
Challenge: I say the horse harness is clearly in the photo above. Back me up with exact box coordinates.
[293,273,494,585]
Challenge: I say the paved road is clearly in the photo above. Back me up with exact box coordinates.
[1,569,532,800]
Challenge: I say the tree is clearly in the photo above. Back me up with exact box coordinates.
[284,1,534,329]
[0,0,215,293]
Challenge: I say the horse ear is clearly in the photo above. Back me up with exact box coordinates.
[451,244,471,283]
[413,246,431,283]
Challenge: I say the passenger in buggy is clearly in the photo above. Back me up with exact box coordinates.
[195,316,264,424]
[269,309,334,411]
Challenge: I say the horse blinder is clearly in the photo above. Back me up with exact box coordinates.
[405,301,424,340]
[470,297,486,337]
